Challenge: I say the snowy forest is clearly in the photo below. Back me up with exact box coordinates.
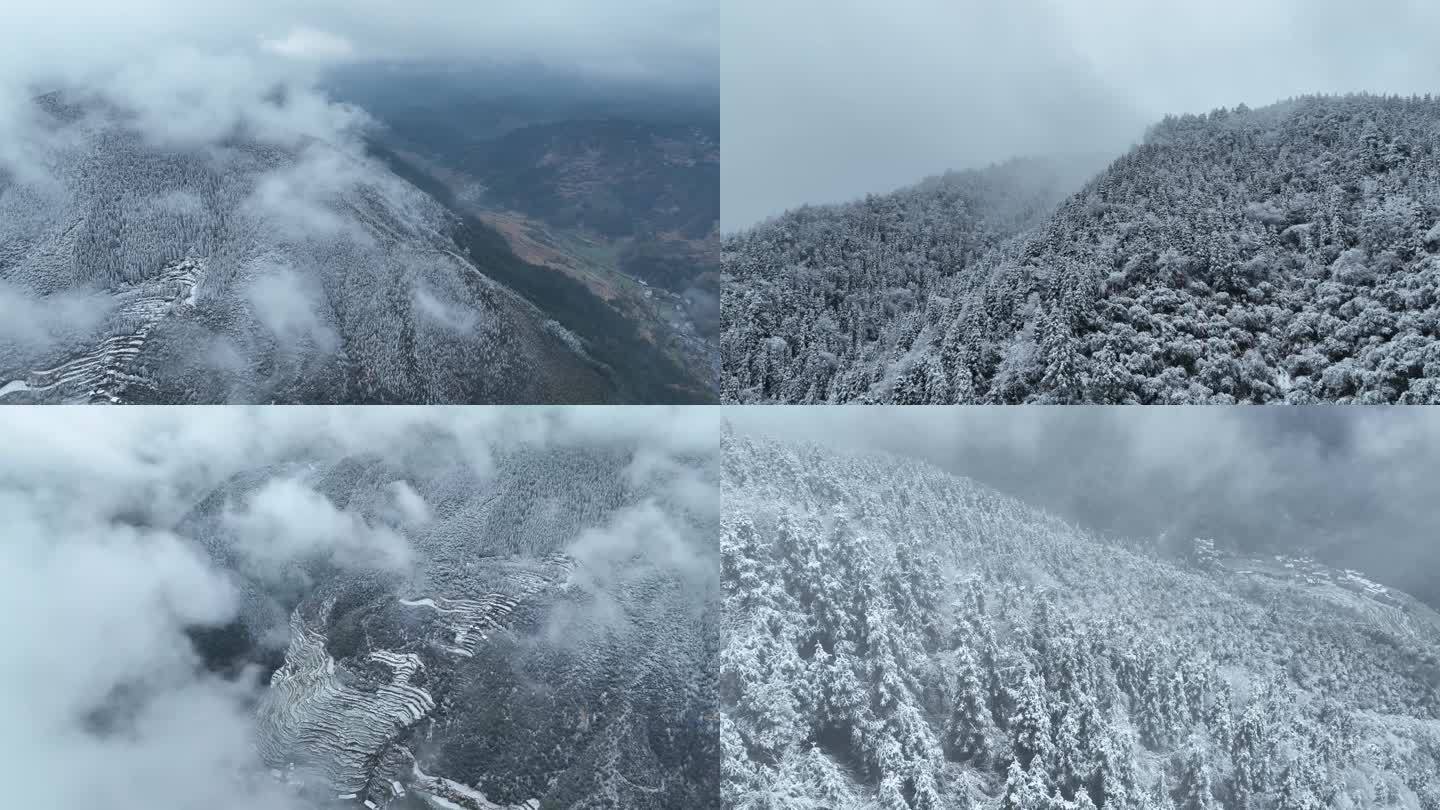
[721,429,1440,809]
[0,91,706,404]
[2,408,719,810]
[722,94,1440,403]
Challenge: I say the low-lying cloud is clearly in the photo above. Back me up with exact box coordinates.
[1,0,715,129]
[723,0,1440,229]
[0,0,716,221]
[222,476,414,582]
[727,407,1440,610]
[0,280,116,358]
[0,406,718,810]
[244,267,340,353]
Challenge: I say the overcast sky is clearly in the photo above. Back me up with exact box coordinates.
[1,0,715,88]
[727,407,1440,610]
[0,0,716,166]
[0,1,711,170]
[722,0,1440,230]
[0,0,716,186]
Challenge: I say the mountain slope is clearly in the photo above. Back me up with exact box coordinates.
[720,156,1099,402]
[723,94,1440,403]
[721,432,1440,809]
[184,440,719,810]
[371,142,715,403]
[324,66,721,398]
[0,94,684,403]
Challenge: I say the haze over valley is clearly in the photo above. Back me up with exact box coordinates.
[0,0,718,403]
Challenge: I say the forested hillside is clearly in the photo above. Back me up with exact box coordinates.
[721,432,1440,809]
[0,93,704,403]
[184,431,719,809]
[327,65,722,394]
[722,94,1440,403]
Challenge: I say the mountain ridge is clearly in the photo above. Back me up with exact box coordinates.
[722,93,1440,404]
[721,431,1440,809]
[0,92,705,403]
[179,439,719,809]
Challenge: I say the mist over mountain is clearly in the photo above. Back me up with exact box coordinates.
[0,91,640,404]
[724,94,1440,404]
[723,0,1440,230]
[721,423,1440,809]
[725,406,1440,615]
[720,155,1101,402]
[328,60,721,396]
[0,3,717,403]
[1,407,719,810]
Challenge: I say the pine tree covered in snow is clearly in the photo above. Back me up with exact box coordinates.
[721,432,1440,808]
[723,94,1440,403]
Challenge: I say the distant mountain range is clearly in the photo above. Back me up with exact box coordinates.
[723,94,1440,404]
[722,432,1440,809]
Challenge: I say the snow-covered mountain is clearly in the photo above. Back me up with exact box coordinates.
[0,93,631,403]
[721,431,1440,808]
[182,440,719,809]
[722,94,1440,404]
[721,155,1095,403]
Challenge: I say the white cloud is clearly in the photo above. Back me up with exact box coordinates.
[0,280,116,356]
[0,406,718,810]
[0,455,294,810]
[261,27,357,62]
[388,480,432,525]
[413,284,480,333]
[0,0,712,182]
[244,266,340,353]
[222,476,414,580]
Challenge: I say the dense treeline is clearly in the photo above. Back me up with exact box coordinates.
[181,438,720,808]
[722,433,1440,808]
[720,157,1096,402]
[723,94,1440,403]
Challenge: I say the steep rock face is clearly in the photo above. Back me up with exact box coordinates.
[180,441,719,810]
[723,95,1440,404]
[0,98,616,403]
[721,433,1440,809]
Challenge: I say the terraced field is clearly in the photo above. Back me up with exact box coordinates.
[0,257,202,403]
[258,557,579,809]
[1223,551,1440,644]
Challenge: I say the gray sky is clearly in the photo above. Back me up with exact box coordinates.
[0,0,714,171]
[1,0,715,89]
[722,0,1440,230]
[726,407,1440,611]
